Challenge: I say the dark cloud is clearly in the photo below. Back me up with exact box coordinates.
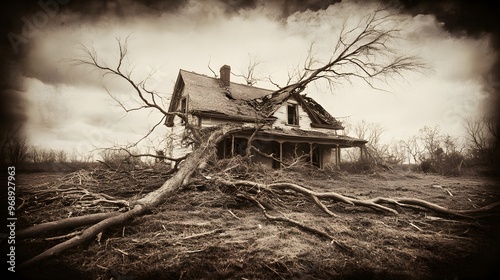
[396,0,500,120]
[398,0,499,36]
[0,2,32,139]
[0,0,182,139]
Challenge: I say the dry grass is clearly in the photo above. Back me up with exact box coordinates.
[13,165,500,280]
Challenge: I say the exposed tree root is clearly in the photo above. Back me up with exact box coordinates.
[20,205,146,268]
[17,212,120,240]
[54,186,130,208]
[218,178,499,219]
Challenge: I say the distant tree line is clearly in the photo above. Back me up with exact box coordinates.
[342,116,498,176]
[1,125,93,172]
[0,125,164,172]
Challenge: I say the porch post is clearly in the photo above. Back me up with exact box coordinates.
[336,144,341,169]
[338,146,341,165]
[309,143,313,166]
[359,146,363,161]
[231,135,234,157]
[279,141,283,169]
[223,138,226,159]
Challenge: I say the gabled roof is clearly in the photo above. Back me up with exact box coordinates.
[166,68,343,130]
[166,70,273,126]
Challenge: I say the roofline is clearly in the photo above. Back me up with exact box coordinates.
[179,69,274,93]
[166,71,185,127]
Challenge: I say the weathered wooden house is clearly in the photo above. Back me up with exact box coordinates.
[165,65,367,169]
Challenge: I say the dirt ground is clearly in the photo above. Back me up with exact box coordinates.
[12,167,500,280]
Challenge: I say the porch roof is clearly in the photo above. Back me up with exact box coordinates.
[236,127,367,147]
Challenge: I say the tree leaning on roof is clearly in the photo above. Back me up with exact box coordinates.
[18,9,498,268]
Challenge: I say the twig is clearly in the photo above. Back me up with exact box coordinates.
[44,231,82,241]
[182,229,223,240]
[97,159,115,170]
[185,249,205,254]
[228,210,241,219]
[113,247,129,256]
[264,263,285,280]
[409,222,423,231]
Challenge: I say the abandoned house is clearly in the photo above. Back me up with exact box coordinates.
[165,65,367,169]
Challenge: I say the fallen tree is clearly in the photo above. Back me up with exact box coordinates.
[17,10,499,269]
[18,157,500,269]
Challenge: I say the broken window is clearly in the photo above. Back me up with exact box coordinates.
[287,103,299,125]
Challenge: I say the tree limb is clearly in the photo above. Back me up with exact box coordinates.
[219,178,498,218]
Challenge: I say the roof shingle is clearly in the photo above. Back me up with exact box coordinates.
[179,70,274,120]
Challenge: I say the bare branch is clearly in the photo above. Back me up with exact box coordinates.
[282,9,425,95]
[244,124,266,159]
[103,146,187,163]
[232,54,264,86]
[71,38,170,117]
[207,57,218,78]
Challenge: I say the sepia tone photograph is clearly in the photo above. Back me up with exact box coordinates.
[1,0,499,279]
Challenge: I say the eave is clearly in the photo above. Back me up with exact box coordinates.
[192,110,276,123]
[235,130,367,147]
[165,72,185,127]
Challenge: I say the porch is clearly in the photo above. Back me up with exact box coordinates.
[216,129,367,169]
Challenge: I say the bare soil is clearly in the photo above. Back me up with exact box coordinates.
[12,168,500,280]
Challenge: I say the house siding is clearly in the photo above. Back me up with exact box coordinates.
[166,92,199,165]
[271,97,339,135]
[272,98,312,130]
[200,118,255,128]
[167,115,194,163]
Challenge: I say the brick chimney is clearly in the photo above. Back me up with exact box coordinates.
[220,65,231,87]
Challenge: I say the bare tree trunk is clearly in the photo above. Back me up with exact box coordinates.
[20,125,237,267]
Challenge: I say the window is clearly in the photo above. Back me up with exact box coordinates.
[180,97,187,113]
[287,104,299,125]
[180,97,187,125]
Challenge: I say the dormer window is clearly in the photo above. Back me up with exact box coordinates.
[287,103,299,125]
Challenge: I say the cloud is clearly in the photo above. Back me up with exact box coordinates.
[5,0,498,155]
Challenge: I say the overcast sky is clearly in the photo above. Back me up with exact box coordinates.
[2,0,499,159]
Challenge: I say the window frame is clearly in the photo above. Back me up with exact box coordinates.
[287,103,299,126]
[180,97,187,125]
